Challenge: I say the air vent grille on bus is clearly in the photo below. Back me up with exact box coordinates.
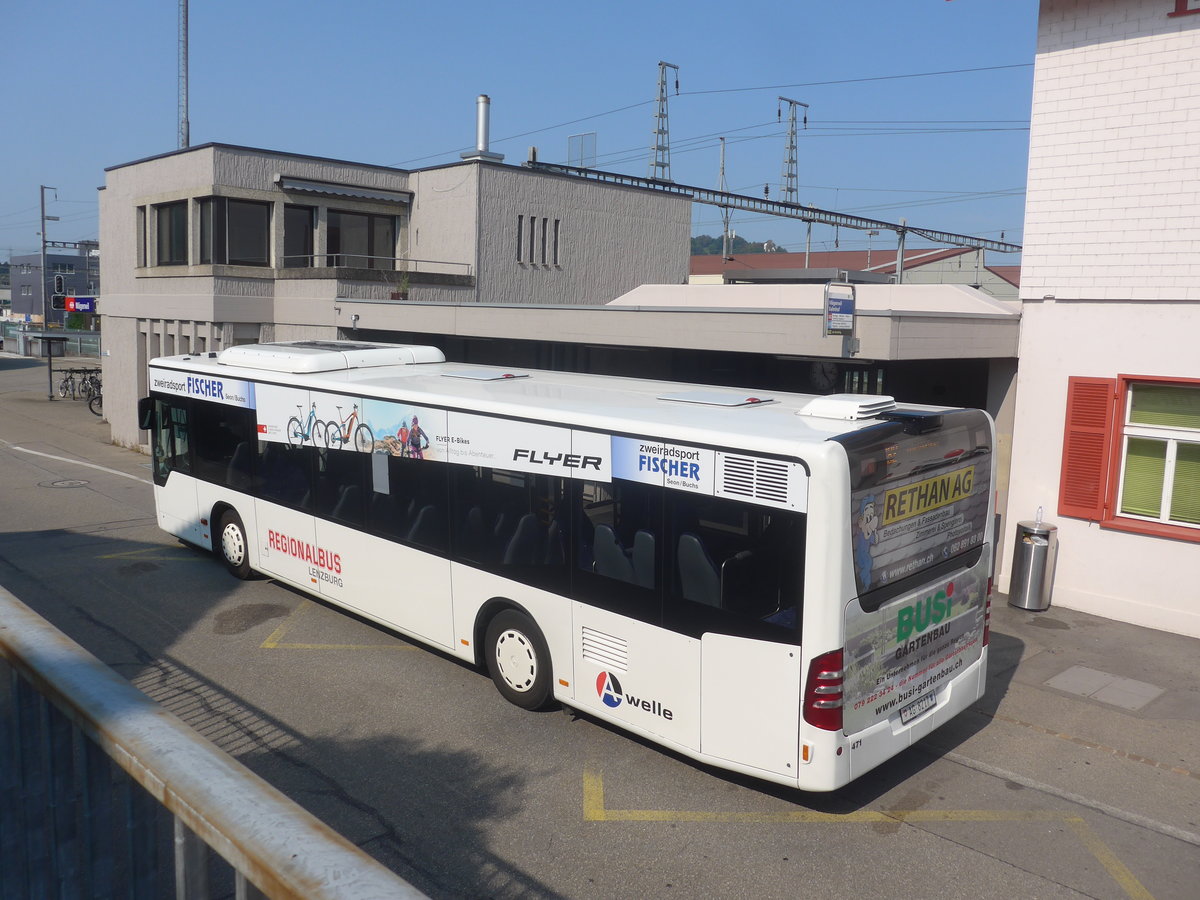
[720,456,791,505]
[581,627,629,673]
[798,394,897,420]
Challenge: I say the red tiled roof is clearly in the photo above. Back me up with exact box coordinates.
[987,265,1021,287]
[690,247,972,276]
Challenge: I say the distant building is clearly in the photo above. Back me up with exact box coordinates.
[690,248,1019,302]
[98,142,692,447]
[8,247,100,324]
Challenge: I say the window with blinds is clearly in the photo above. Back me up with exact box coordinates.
[1118,384,1200,527]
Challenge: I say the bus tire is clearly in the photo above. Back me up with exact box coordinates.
[485,609,553,711]
[217,509,254,580]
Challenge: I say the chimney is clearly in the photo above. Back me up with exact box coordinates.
[460,94,505,163]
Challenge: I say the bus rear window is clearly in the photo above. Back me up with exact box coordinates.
[834,409,992,604]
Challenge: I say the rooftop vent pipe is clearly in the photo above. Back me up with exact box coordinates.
[461,94,505,163]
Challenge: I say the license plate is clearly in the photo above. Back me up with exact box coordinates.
[899,692,937,724]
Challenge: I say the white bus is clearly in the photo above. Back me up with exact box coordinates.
[139,340,995,791]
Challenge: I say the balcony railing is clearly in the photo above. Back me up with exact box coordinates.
[0,585,426,899]
[281,254,473,277]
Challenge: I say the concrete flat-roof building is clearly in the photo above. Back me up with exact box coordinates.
[99,142,692,448]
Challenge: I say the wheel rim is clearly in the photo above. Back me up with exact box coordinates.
[494,629,537,693]
[221,523,246,567]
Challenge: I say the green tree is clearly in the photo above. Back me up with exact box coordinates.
[690,234,779,256]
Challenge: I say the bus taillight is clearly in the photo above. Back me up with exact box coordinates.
[803,649,844,732]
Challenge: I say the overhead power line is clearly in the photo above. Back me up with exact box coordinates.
[390,62,1032,167]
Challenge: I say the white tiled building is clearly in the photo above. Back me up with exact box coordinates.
[1002,0,1200,636]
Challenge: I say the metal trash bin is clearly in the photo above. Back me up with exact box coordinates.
[1009,519,1058,611]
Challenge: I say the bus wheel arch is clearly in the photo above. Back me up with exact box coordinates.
[213,504,254,580]
[478,602,554,711]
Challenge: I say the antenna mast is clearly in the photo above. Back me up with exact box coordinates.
[178,0,189,148]
[648,61,679,182]
[718,137,733,259]
[777,96,808,204]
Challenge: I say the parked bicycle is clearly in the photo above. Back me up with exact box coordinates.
[57,367,102,402]
[286,402,327,447]
[57,369,80,400]
[79,370,102,403]
[88,382,103,417]
[326,404,374,452]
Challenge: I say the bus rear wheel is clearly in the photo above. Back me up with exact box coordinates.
[485,610,553,710]
[217,509,253,580]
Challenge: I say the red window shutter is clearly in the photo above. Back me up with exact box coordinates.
[1058,376,1117,520]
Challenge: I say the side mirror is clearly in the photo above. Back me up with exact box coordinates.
[137,397,155,431]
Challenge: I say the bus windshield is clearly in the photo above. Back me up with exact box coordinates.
[834,409,992,607]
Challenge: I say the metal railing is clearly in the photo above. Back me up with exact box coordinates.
[2,324,102,359]
[280,254,473,277]
[0,586,426,899]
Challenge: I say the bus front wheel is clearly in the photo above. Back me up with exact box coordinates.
[485,610,553,711]
[217,510,253,580]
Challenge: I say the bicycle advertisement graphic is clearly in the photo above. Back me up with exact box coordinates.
[286,403,327,447]
[326,404,374,453]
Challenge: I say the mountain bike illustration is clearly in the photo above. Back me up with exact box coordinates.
[286,402,327,447]
[326,403,374,452]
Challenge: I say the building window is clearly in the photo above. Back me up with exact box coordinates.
[327,210,395,269]
[283,205,315,268]
[553,219,560,265]
[527,216,535,264]
[1116,384,1200,527]
[155,201,188,266]
[199,197,270,266]
[136,206,147,267]
[1059,376,1200,541]
[21,286,31,296]
[516,215,524,262]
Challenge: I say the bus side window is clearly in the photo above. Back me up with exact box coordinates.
[191,402,255,489]
[572,479,662,625]
[372,455,449,554]
[314,447,368,528]
[666,492,804,641]
[256,441,313,512]
[450,466,566,591]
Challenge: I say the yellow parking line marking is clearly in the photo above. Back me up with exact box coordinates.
[98,548,204,561]
[584,766,1155,900]
[1066,816,1156,900]
[259,603,413,651]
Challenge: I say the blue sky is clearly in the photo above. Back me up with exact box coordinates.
[1,0,1039,261]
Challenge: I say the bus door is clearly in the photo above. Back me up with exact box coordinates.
[145,395,204,546]
[676,496,806,780]
[569,479,701,751]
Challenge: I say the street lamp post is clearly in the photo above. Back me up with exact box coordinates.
[40,185,58,400]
